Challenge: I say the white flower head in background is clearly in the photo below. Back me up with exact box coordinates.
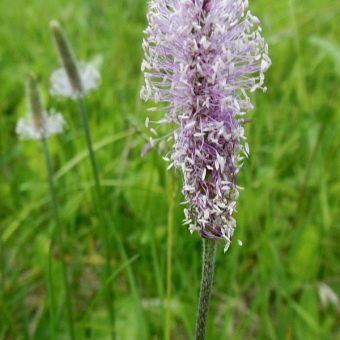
[50,62,100,99]
[50,20,100,99]
[318,282,340,311]
[16,74,65,140]
[16,110,65,140]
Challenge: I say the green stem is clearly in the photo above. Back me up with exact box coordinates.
[77,97,102,198]
[41,137,75,340]
[47,242,56,340]
[164,178,175,340]
[0,223,4,306]
[76,96,115,339]
[195,239,217,340]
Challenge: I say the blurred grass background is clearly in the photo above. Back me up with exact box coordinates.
[0,0,339,339]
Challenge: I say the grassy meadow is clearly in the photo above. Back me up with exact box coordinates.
[0,0,339,339]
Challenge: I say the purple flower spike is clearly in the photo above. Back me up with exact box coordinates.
[141,0,271,251]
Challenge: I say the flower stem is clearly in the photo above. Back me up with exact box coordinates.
[41,137,75,340]
[165,177,175,340]
[76,96,115,339]
[195,239,216,340]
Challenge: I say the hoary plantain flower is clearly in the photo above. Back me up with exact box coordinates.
[16,74,74,338]
[141,0,271,251]
[141,1,271,338]
[16,75,65,140]
[50,20,100,99]
[49,20,115,334]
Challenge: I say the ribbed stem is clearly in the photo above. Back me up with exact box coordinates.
[41,137,75,340]
[76,96,115,339]
[47,243,56,340]
[164,178,175,340]
[0,216,6,333]
[195,239,217,340]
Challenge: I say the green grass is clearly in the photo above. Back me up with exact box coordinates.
[0,0,339,339]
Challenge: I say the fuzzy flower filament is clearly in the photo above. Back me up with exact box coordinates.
[141,0,271,250]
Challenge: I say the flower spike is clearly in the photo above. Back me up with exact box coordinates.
[50,20,100,99]
[16,74,65,140]
[141,0,271,249]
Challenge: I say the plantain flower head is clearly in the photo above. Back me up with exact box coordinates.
[16,74,65,140]
[141,0,271,251]
[50,20,100,99]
